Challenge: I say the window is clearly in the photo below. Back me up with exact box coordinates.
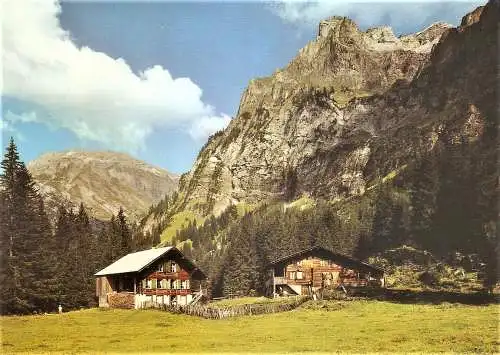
[171,262,177,273]
[158,264,164,272]
[296,271,303,280]
[157,279,162,289]
[289,271,296,280]
[146,279,152,289]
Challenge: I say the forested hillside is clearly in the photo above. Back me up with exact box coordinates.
[143,1,498,297]
[0,139,156,314]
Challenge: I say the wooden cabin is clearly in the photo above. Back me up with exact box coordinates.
[95,247,206,309]
[269,246,384,297]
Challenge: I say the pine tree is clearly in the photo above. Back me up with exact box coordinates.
[29,198,58,312]
[117,207,132,256]
[0,138,56,313]
[74,203,96,307]
[0,138,20,313]
[409,151,440,250]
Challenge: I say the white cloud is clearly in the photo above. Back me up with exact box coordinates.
[2,0,230,152]
[270,0,483,33]
[189,114,231,142]
[1,116,26,142]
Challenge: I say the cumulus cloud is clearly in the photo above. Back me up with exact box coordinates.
[2,0,230,152]
[189,114,232,142]
[269,0,483,33]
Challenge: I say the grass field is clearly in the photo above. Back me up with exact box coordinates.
[2,300,498,353]
[159,210,205,242]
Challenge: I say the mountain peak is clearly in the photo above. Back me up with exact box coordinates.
[317,16,357,38]
[29,150,179,221]
[158,2,493,219]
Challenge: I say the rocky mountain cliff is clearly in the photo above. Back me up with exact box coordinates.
[28,151,178,221]
[146,1,496,232]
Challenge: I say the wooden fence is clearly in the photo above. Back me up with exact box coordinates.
[144,296,309,319]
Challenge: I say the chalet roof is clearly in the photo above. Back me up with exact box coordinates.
[269,246,384,276]
[95,247,173,276]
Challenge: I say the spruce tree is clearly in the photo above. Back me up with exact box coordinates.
[117,207,132,256]
[0,138,55,313]
[0,138,20,313]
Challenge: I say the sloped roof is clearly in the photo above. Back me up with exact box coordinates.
[269,246,384,276]
[95,247,173,276]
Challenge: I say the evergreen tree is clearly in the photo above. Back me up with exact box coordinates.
[117,207,132,256]
[0,138,57,313]
[409,151,440,250]
[0,138,20,313]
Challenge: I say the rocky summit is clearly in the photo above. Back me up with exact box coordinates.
[163,1,496,219]
[28,151,178,221]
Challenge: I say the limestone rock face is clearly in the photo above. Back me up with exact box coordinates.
[29,151,179,220]
[173,1,496,217]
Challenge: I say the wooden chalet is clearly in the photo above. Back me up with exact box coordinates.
[95,247,206,309]
[269,246,384,297]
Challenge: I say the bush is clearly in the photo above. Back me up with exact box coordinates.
[418,271,440,286]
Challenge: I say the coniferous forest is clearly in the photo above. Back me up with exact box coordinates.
[0,138,154,315]
[167,134,498,298]
[1,131,497,314]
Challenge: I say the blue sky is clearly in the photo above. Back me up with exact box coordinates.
[2,1,482,173]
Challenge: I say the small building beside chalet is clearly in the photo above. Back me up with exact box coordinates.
[95,247,206,309]
[269,246,384,297]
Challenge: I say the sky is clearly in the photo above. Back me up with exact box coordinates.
[2,0,483,174]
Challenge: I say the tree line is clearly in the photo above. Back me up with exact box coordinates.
[0,138,153,315]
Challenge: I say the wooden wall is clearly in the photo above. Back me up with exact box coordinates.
[96,276,114,307]
[281,256,375,291]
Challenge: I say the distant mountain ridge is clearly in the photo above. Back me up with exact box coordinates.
[28,151,178,221]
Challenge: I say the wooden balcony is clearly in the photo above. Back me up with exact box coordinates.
[274,277,286,284]
[143,289,192,296]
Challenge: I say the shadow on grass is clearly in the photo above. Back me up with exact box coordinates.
[346,288,499,305]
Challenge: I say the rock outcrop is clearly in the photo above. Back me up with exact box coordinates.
[159,1,497,220]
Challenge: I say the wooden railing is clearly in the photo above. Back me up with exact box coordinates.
[143,289,192,296]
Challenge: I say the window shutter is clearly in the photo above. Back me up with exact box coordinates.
[151,279,157,289]
[142,279,147,289]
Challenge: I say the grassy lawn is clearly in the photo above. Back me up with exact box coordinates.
[2,301,498,353]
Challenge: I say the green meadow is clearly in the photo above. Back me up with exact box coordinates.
[2,300,498,354]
